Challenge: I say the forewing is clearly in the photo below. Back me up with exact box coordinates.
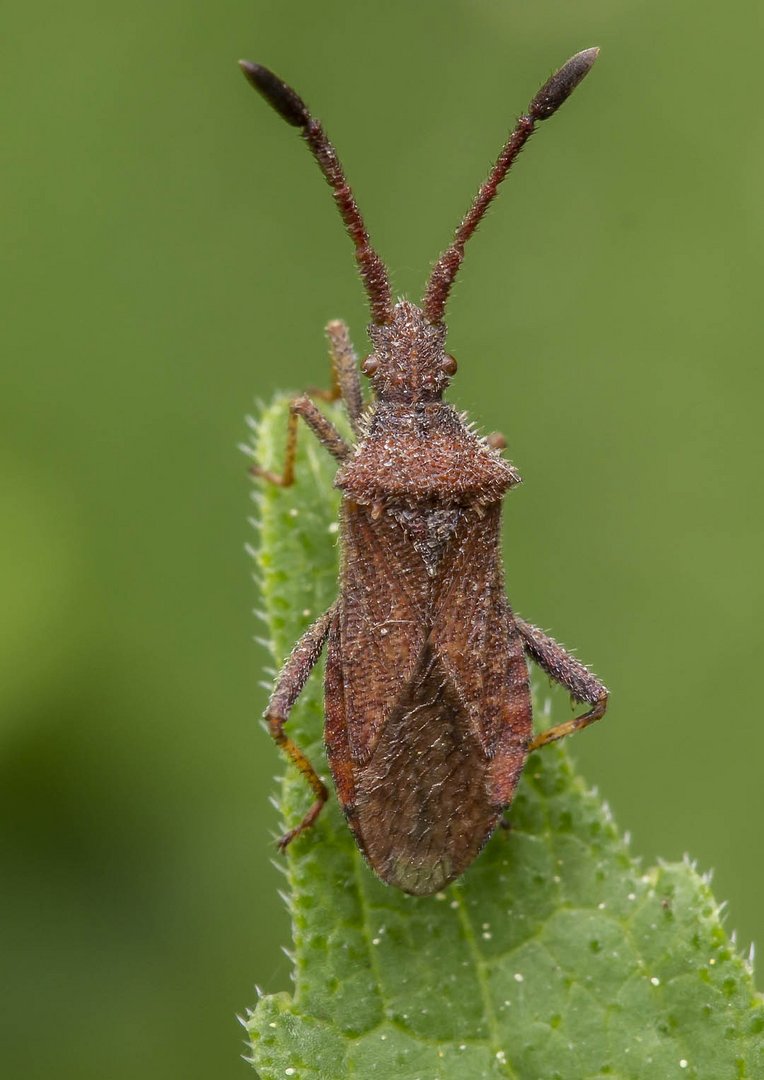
[335,501,429,762]
[351,641,501,894]
[430,503,532,755]
[326,500,532,894]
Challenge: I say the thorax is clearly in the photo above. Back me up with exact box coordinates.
[335,401,520,505]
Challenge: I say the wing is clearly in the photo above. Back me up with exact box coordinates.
[430,502,532,761]
[337,638,504,894]
[324,500,532,895]
[332,499,430,763]
[429,503,532,821]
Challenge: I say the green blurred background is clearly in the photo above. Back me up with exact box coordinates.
[2,1,763,1076]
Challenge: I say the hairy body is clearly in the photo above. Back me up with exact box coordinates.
[242,51,608,894]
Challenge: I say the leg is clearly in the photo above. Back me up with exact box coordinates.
[266,606,336,848]
[326,320,364,433]
[515,617,608,752]
[308,320,364,435]
[253,393,352,487]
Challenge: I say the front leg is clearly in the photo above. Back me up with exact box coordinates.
[253,394,352,487]
[266,605,336,848]
[309,321,364,435]
[515,617,608,752]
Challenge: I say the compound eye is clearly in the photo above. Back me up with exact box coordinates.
[441,354,458,376]
[361,356,379,377]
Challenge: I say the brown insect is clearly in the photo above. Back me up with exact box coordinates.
[241,48,608,896]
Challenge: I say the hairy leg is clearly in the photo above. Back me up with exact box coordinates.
[266,605,336,847]
[255,321,363,485]
[515,617,608,752]
[253,394,351,486]
[309,320,364,435]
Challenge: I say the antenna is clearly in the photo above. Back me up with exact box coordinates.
[423,48,599,324]
[240,61,394,325]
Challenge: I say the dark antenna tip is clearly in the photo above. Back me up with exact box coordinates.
[529,46,599,121]
[239,60,310,128]
[239,56,394,324]
[423,46,599,324]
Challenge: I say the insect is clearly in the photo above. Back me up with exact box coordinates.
[241,48,608,896]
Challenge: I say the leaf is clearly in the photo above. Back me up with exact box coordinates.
[244,396,764,1080]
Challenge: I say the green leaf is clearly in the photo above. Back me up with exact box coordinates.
[245,396,764,1080]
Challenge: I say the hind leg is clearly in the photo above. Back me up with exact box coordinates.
[515,618,608,752]
[266,606,336,847]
